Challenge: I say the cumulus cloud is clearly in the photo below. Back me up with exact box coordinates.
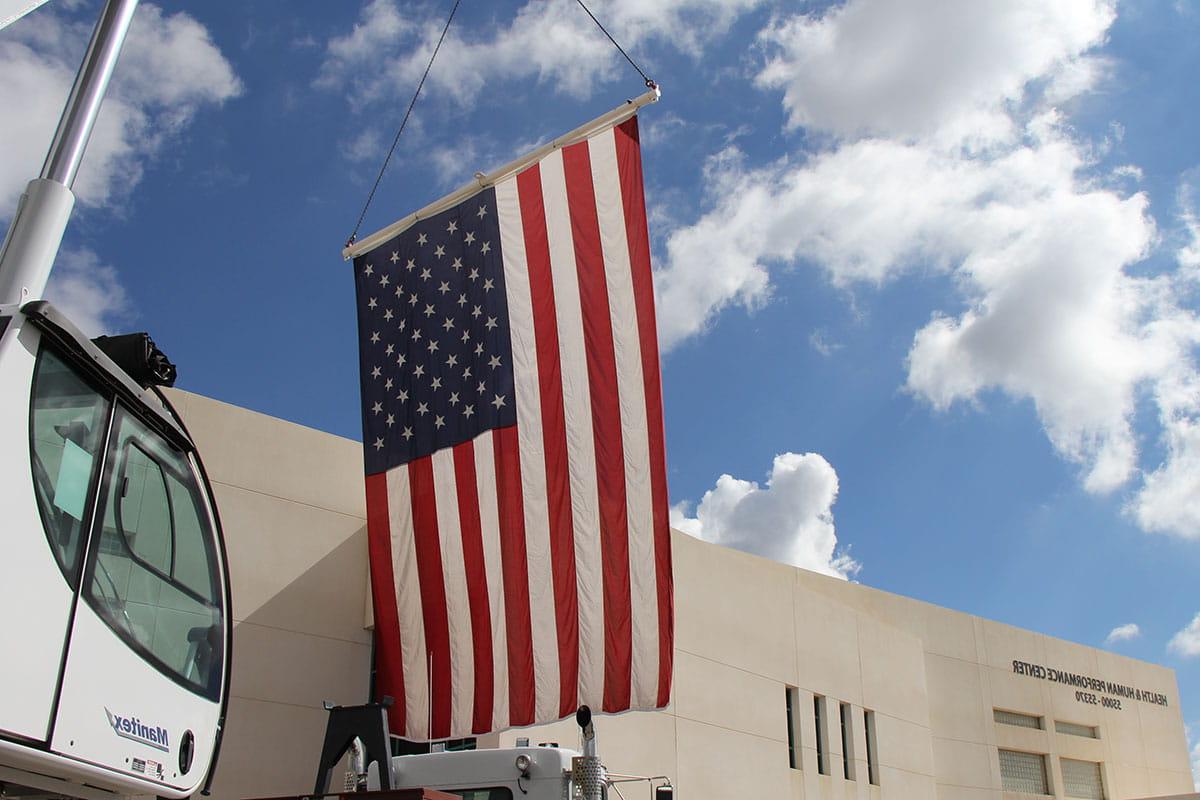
[317,0,763,107]
[670,452,859,579]
[1125,368,1200,536]
[1103,623,1140,645]
[651,0,1200,537]
[901,135,1179,494]
[656,123,1188,502]
[0,3,241,217]
[754,0,1114,145]
[654,136,1007,347]
[43,247,133,337]
[1169,612,1200,658]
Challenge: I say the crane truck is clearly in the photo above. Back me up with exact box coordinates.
[302,703,672,800]
[0,3,233,800]
[0,4,672,800]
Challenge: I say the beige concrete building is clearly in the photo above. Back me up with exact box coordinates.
[167,390,1196,800]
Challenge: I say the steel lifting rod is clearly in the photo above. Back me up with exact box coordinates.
[0,0,140,306]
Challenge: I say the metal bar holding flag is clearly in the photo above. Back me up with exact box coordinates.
[348,92,672,740]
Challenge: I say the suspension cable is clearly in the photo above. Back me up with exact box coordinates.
[346,0,463,248]
[346,0,655,250]
[574,0,655,89]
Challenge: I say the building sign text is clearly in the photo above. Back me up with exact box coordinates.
[1011,660,1169,709]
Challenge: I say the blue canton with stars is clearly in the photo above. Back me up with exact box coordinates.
[353,188,516,474]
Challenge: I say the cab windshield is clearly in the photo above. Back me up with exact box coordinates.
[87,407,224,698]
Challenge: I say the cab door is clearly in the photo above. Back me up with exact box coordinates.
[0,321,112,742]
[50,403,227,795]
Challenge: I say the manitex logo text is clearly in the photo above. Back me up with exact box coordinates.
[104,708,170,752]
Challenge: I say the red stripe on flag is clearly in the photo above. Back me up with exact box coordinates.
[517,165,580,717]
[365,472,407,733]
[615,116,674,707]
[493,426,536,725]
[452,441,495,734]
[408,457,452,738]
[562,140,633,712]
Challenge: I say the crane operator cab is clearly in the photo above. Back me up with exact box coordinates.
[0,300,231,800]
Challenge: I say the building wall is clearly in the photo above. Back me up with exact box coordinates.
[800,570,1194,800]
[173,391,1194,800]
[495,535,1193,800]
[167,391,374,800]
[484,533,934,800]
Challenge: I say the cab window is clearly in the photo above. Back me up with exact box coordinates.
[29,346,111,584]
[86,407,224,699]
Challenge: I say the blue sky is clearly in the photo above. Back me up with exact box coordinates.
[3,0,1199,781]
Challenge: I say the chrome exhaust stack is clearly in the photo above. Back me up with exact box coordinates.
[571,706,603,800]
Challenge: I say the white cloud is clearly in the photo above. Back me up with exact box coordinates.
[1183,219,1200,272]
[654,148,771,348]
[652,0,1200,537]
[641,112,686,150]
[1178,169,1200,277]
[658,0,1127,345]
[43,247,133,337]
[1129,365,1200,537]
[344,128,383,164]
[657,119,1200,525]
[1103,623,1140,645]
[754,0,1115,145]
[428,138,483,189]
[0,3,241,217]
[1169,612,1200,658]
[671,452,859,579]
[318,0,763,108]
[809,328,841,357]
[653,136,1006,348]
[315,0,415,104]
[901,137,1175,494]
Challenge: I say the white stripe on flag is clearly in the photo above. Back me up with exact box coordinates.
[495,175,561,723]
[537,149,605,708]
[386,464,429,739]
[430,448,475,736]
[588,128,661,709]
[472,432,509,728]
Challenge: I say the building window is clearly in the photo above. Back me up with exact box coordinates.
[839,702,855,780]
[1061,758,1105,799]
[814,695,829,775]
[1055,720,1099,739]
[998,750,1050,795]
[994,709,1043,730]
[785,688,801,770]
[863,709,879,786]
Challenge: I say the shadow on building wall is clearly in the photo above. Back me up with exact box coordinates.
[208,523,372,800]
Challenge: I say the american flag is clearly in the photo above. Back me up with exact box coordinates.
[352,115,672,740]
